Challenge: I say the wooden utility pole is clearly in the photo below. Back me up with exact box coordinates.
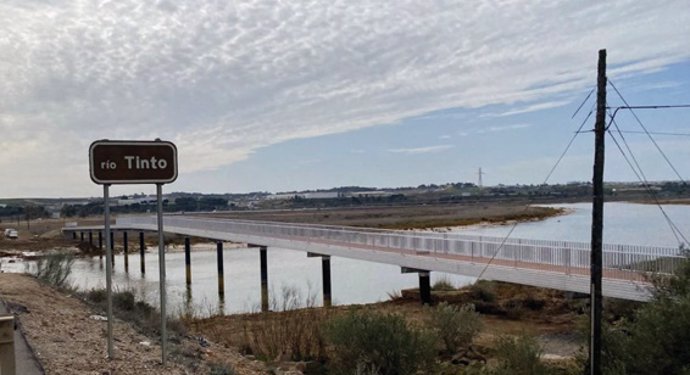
[589,48,606,375]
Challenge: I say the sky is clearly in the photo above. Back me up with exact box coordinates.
[1,0,690,198]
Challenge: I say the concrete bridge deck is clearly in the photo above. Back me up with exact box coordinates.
[63,215,686,302]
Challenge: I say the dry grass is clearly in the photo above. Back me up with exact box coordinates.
[196,204,564,230]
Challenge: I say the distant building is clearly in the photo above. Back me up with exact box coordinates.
[299,192,341,199]
[344,190,393,198]
[116,195,157,206]
[266,193,297,200]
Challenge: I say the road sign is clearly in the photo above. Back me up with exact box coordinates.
[88,139,177,365]
[89,140,178,185]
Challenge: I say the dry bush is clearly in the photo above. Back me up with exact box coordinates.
[240,286,330,362]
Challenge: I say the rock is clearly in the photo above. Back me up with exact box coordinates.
[89,314,108,321]
[139,341,151,347]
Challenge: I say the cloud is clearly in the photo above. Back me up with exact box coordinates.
[1,0,690,196]
[476,123,533,134]
[482,100,571,118]
[388,145,454,154]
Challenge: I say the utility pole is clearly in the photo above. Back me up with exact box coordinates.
[478,167,485,188]
[589,48,606,375]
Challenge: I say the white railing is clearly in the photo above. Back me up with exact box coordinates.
[117,215,686,281]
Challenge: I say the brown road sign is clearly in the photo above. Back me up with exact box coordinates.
[89,140,178,184]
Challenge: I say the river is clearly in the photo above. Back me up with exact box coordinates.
[2,201,686,316]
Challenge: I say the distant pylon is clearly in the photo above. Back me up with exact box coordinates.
[478,167,486,187]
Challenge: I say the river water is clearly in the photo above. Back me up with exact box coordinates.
[2,244,475,316]
[1,202,686,316]
[452,202,689,248]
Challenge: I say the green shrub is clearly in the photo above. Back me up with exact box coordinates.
[33,252,75,289]
[113,290,136,311]
[490,335,550,375]
[324,310,436,375]
[85,288,107,303]
[209,362,236,375]
[427,302,482,354]
[432,278,456,291]
[468,281,496,303]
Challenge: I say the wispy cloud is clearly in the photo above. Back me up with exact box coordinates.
[1,1,689,195]
[388,145,454,154]
[476,123,533,134]
[482,100,571,118]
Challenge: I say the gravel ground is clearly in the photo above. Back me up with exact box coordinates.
[0,273,267,375]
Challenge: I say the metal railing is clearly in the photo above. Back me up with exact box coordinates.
[118,215,685,282]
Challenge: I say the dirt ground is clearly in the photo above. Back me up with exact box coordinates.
[0,273,268,375]
[188,283,583,369]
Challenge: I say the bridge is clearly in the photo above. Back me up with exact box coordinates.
[62,215,686,304]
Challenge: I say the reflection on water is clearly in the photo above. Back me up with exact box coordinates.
[5,245,473,317]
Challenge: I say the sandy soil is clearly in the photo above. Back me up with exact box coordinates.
[0,273,268,375]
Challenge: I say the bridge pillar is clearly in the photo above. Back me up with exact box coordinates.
[217,241,225,298]
[80,231,84,242]
[308,252,332,307]
[184,237,192,286]
[402,267,432,305]
[139,231,146,274]
[260,246,269,312]
[89,231,93,246]
[123,232,129,272]
[72,231,77,240]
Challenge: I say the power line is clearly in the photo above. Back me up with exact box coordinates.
[577,130,690,137]
[608,130,690,137]
[608,80,687,184]
[607,121,689,246]
[572,88,595,119]
[475,92,595,281]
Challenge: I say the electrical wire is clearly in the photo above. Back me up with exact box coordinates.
[572,88,595,119]
[607,124,688,246]
[608,79,687,184]
[475,97,595,281]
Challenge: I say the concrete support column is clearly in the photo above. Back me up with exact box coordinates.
[322,256,332,307]
[260,246,269,312]
[72,231,77,240]
[89,231,93,246]
[80,231,84,242]
[139,231,146,274]
[184,237,192,286]
[308,252,332,307]
[419,272,431,305]
[216,241,225,297]
[123,232,129,272]
[402,267,432,305]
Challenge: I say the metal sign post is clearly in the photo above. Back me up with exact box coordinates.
[89,139,177,365]
[156,183,167,365]
[103,184,114,359]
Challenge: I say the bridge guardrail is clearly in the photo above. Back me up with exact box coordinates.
[117,215,685,282]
